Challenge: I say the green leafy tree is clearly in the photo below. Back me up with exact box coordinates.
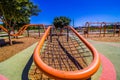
[0,0,41,45]
[0,0,40,28]
[53,16,71,34]
[53,16,71,28]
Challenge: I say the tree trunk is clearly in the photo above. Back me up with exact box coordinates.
[8,30,12,45]
[11,26,16,38]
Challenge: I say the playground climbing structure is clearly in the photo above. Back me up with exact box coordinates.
[0,24,46,36]
[29,26,101,80]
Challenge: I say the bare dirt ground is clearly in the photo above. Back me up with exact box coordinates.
[84,34,120,42]
[0,37,40,62]
[0,34,120,62]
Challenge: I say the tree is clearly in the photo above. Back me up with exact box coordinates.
[0,0,41,45]
[53,16,71,28]
[53,16,71,34]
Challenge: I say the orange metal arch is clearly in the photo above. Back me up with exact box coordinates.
[33,26,100,80]
[0,24,46,36]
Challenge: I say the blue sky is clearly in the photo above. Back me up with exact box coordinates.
[30,0,120,26]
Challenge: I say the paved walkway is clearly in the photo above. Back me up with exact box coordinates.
[0,43,37,80]
[99,53,116,80]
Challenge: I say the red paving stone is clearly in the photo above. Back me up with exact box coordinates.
[0,75,8,80]
[99,53,116,80]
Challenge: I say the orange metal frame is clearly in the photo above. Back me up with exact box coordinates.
[85,22,120,37]
[33,26,100,80]
[0,24,46,36]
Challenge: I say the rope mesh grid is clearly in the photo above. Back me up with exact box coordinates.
[28,28,93,80]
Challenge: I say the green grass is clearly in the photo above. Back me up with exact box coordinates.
[88,40,120,80]
[0,36,8,39]
[0,43,37,80]
[0,32,7,34]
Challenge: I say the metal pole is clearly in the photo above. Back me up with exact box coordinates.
[67,27,69,42]
[113,24,116,37]
[38,26,40,37]
[87,23,89,38]
[118,26,120,37]
[99,23,102,37]
[27,29,29,37]
[50,27,52,42]
[103,23,106,37]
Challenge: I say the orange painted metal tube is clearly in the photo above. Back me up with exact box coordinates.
[0,25,8,33]
[33,26,100,80]
[0,24,46,36]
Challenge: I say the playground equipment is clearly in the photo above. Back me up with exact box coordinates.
[85,22,120,37]
[33,26,100,80]
[0,24,46,36]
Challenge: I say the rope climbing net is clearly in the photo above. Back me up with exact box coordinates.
[28,26,99,80]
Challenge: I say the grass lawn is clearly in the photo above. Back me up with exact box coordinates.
[0,43,37,80]
[89,40,120,80]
